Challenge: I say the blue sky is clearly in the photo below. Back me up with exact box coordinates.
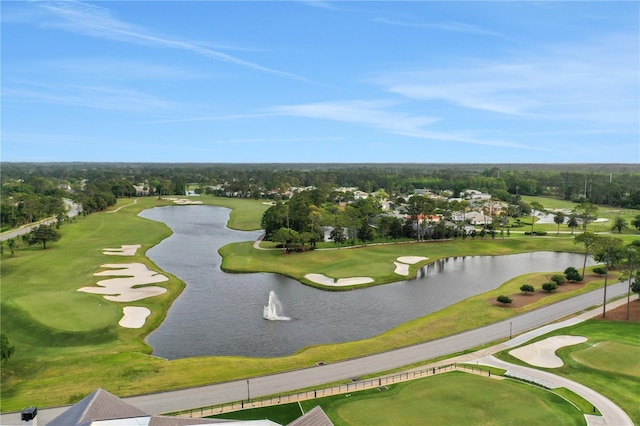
[2,1,639,163]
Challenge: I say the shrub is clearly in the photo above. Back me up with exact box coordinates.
[593,267,607,275]
[542,282,558,292]
[520,284,535,294]
[564,267,582,282]
[550,274,566,285]
[497,295,512,304]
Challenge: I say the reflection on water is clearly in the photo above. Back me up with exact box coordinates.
[140,205,592,360]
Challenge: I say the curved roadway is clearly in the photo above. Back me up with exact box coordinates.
[2,281,632,425]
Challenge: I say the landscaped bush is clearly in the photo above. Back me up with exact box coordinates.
[550,274,566,285]
[593,267,607,275]
[542,282,558,292]
[523,231,547,236]
[564,267,582,282]
[497,295,513,304]
[520,284,535,294]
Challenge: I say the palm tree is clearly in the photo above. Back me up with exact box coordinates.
[611,216,628,233]
[592,236,625,318]
[574,202,598,231]
[529,201,544,236]
[553,211,566,234]
[624,246,640,320]
[567,213,579,234]
[574,232,599,280]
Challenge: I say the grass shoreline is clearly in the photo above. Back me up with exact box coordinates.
[1,196,637,412]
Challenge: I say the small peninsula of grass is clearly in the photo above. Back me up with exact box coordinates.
[0,196,635,412]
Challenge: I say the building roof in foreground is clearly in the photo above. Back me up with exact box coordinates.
[286,406,334,426]
[46,388,331,426]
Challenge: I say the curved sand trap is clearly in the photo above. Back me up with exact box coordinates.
[305,273,374,286]
[509,335,588,368]
[103,244,141,256]
[394,262,410,276]
[396,256,428,264]
[119,306,151,328]
[163,197,203,205]
[394,256,428,275]
[78,263,168,302]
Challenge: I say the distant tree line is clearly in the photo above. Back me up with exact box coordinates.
[2,163,640,230]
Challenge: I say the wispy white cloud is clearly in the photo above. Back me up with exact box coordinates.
[4,80,176,113]
[373,33,639,126]
[297,0,344,11]
[140,113,279,124]
[271,99,438,133]
[34,1,310,82]
[40,58,207,81]
[373,17,504,37]
[269,100,533,149]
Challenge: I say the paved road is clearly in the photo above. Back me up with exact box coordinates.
[3,281,631,425]
[0,200,81,242]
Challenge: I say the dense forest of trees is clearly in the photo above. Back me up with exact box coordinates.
[1,163,639,231]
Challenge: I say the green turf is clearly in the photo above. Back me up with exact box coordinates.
[209,372,585,425]
[330,373,584,426]
[1,196,638,412]
[13,291,120,332]
[495,319,640,422]
[570,341,640,378]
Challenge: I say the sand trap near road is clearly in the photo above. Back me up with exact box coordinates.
[102,244,141,256]
[396,256,428,264]
[305,273,374,286]
[509,335,588,368]
[119,306,151,328]
[78,263,168,302]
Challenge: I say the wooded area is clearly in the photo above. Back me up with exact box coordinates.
[2,163,639,230]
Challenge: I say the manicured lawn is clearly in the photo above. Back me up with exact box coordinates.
[0,196,637,412]
[520,195,640,235]
[495,320,640,422]
[210,372,585,425]
[222,236,588,288]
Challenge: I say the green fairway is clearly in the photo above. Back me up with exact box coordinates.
[330,373,584,426]
[13,291,120,332]
[571,341,640,377]
[222,235,590,288]
[210,372,585,425]
[1,196,637,412]
[496,320,640,422]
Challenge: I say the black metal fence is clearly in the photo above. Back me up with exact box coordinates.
[174,362,494,419]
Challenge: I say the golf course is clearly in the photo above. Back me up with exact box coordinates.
[1,195,639,423]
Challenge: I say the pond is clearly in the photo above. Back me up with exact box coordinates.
[139,205,592,360]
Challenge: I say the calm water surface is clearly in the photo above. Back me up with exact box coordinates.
[139,205,590,359]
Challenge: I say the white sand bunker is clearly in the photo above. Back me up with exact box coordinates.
[305,273,374,286]
[394,256,428,275]
[119,306,151,328]
[78,263,168,302]
[102,244,141,256]
[396,256,428,264]
[509,335,588,368]
[163,197,203,205]
[394,262,410,275]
